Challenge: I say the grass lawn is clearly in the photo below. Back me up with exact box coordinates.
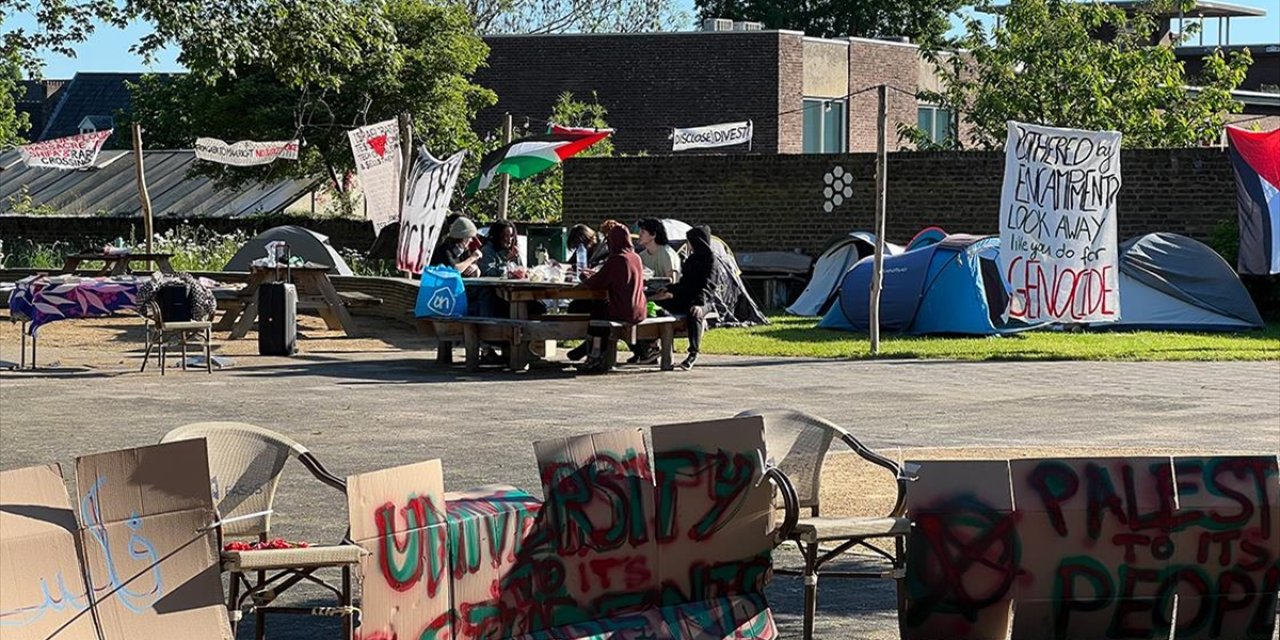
[696,315,1280,361]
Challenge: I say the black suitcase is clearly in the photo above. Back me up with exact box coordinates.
[257,282,297,356]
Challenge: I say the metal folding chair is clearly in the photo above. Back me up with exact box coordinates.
[738,409,910,640]
[161,422,361,640]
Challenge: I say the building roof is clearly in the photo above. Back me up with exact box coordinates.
[0,149,319,218]
[38,72,178,141]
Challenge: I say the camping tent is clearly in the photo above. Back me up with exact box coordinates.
[224,225,353,275]
[819,234,1012,335]
[1099,233,1263,331]
[787,231,903,317]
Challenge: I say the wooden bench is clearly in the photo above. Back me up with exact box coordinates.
[589,316,679,371]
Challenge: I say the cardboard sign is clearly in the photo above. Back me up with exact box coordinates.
[901,455,1280,640]
[194,137,300,166]
[348,119,403,232]
[398,149,466,274]
[999,121,1122,323]
[0,464,97,640]
[18,130,112,169]
[672,121,753,151]
[75,439,231,640]
[347,459,451,640]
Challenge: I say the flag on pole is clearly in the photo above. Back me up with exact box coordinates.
[464,127,611,195]
[1226,126,1280,275]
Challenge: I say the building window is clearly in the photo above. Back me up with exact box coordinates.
[917,104,954,146]
[803,98,847,154]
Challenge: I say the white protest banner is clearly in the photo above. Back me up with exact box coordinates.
[194,137,299,166]
[1000,121,1122,323]
[672,121,752,151]
[347,119,402,232]
[398,148,466,274]
[18,130,113,169]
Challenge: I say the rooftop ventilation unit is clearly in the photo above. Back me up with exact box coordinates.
[702,18,733,31]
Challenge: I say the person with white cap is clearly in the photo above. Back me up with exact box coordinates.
[431,216,483,277]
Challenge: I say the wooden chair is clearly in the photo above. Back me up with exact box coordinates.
[737,409,911,640]
[160,422,362,640]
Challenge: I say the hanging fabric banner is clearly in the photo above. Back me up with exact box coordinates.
[999,121,1122,324]
[672,121,752,151]
[398,148,467,274]
[347,119,402,232]
[194,137,300,166]
[18,130,113,169]
[1226,125,1280,275]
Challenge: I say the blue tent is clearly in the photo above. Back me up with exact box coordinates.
[819,235,1014,335]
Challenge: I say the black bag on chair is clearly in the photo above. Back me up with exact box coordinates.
[257,282,297,356]
[156,284,192,322]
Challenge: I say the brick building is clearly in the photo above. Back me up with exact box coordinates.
[476,24,950,155]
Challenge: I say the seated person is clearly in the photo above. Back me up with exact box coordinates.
[574,225,646,373]
[643,225,717,371]
[430,217,482,277]
[636,218,681,283]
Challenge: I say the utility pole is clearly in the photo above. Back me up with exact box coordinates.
[870,84,888,355]
[131,123,154,271]
[497,112,513,220]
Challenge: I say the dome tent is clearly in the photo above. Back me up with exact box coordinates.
[819,234,1013,335]
[224,226,353,275]
[787,231,904,317]
[1098,233,1263,332]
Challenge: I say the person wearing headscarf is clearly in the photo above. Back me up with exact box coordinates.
[636,218,681,283]
[647,225,716,370]
[430,216,482,277]
[572,224,646,372]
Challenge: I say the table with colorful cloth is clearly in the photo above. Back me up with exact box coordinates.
[6,274,144,368]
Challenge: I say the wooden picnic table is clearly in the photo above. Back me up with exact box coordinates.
[61,252,176,276]
[214,264,357,339]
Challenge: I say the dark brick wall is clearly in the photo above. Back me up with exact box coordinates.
[476,32,787,154]
[0,215,376,253]
[563,148,1236,256]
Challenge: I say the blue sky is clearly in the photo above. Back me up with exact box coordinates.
[6,0,1278,78]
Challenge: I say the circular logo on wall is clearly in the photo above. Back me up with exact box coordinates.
[822,165,854,213]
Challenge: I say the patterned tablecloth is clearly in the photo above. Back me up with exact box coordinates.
[7,275,143,335]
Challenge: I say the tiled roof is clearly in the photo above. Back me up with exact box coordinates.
[0,149,319,218]
[39,72,179,141]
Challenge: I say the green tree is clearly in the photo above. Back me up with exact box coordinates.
[901,0,1252,150]
[695,0,961,41]
[2,0,396,88]
[0,51,29,147]
[126,0,494,216]
[463,91,614,222]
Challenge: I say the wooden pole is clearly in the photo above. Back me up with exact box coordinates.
[870,84,888,356]
[497,112,513,221]
[131,123,154,271]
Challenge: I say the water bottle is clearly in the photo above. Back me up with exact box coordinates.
[575,244,587,273]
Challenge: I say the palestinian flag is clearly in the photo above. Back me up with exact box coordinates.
[1226,126,1280,275]
[465,126,611,195]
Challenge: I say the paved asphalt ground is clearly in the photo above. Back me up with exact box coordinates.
[2,353,1278,638]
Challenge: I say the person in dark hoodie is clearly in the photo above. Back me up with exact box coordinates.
[646,225,716,370]
[572,224,646,372]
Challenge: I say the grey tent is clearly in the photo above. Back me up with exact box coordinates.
[1099,233,1263,331]
[224,226,353,275]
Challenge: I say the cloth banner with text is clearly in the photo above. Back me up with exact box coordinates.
[347,119,402,232]
[18,130,113,169]
[194,137,300,166]
[999,121,1122,323]
[672,121,753,151]
[398,148,466,274]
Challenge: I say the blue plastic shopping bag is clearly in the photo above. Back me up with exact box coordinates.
[415,266,467,318]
